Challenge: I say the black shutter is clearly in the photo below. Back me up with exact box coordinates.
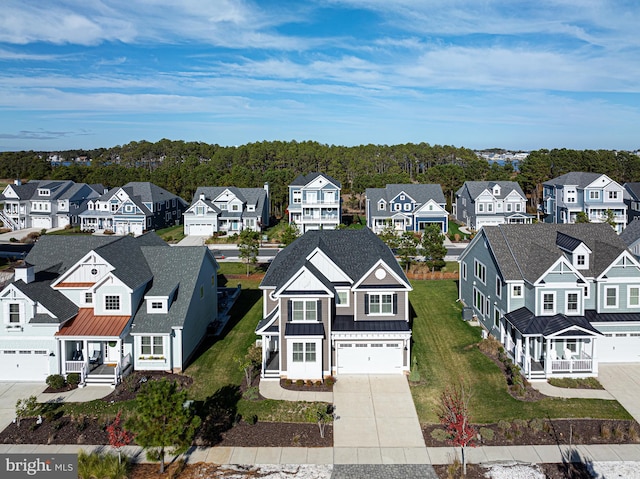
[317,300,322,321]
[287,300,292,322]
[364,294,369,315]
[393,294,398,315]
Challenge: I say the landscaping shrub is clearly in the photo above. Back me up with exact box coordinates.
[46,374,66,390]
[295,379,304,387]
[67,373,80,386]
[529,418,544,432]
[324,376,336,387]
[497,420,511,433]
[629,424,639,442]
[15,396,40,427]
[478,337,503,357]
[242,386,259,401]
[600,423,611,440]
[479,427,494,442]
[613,423,625,441]
[78,450,129,479]
[430,428,449,442]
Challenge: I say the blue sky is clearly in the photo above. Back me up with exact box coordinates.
[1,0,639,152]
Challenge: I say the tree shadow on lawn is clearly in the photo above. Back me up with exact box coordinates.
[194,385,242,446]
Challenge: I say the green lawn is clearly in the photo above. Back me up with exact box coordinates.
[409,280,631,424]
[155,224,185,243]
[447,220,470,241]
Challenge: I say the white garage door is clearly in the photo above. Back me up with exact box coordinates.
[336,342,403,374]
[1,349,50,381]
[188,223,213,236]
[598,333,640,363]
[32,216,51,229]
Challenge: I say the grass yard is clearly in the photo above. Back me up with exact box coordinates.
[410,280,631,424]
[155,224,185,243]
[447,220,470,241]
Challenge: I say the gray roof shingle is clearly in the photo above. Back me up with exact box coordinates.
[290,172,341,188]
[456,181,526,200]
[366,184,445,218]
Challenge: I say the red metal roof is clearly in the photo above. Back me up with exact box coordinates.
[56,282,96,288]
[56,308,130,337]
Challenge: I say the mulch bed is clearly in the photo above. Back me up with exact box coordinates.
[423,418,640,447]
[279,378,334,392]
[43,383,79,394]
[214,421,332,447]
[101,371,193,403]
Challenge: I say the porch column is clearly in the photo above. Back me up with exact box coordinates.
[499,320,505,344]
[545,338,552,376]
[60,339,66,375]
[515,335,522,365]
[592,338,598,375]
[524,336,530,378]
[83,339,88,368]
[261,337,267,379]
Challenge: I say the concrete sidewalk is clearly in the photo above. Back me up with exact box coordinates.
[259,379,332,402]
[530,381,614,400]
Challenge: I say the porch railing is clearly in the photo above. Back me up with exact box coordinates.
[551,351,592,373]
[65,360,85,373]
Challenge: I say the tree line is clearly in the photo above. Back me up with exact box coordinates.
[1,140,639,217]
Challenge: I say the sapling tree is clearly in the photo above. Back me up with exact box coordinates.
[106,410,134,464]
[437,382,476,475]
[236,343,262,387]
[305,403,333,438]
[15,396,39,427]
[421,223,447,271]
[125,379,201,474]
[238,229,260,276]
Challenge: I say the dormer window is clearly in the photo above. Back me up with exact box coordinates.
[38,189,50,196]
[378,201,386,211]
[493,186,500,196]
[247,205,255,212]
[576,255,585,267]
[146,297,168,314]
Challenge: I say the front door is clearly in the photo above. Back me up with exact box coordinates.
[105,341,120,363]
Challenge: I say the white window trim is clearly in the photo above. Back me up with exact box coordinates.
[104,295,121,311]
[495,276,502,299]
[604,285,618,309]
[493,306,501,329]
[512,284,523,298]
[474,259,486,285]
[462,262,467,280]
[368,293,394,315]
[336,290,350,307]
[628,285,640,308]
[140,336,164,358]
[565,291,580,315]
[292,300,318,321]
[291,341,317,363]
[541,291,556,315]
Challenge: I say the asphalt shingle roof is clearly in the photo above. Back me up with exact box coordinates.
[261,228,407,289]
[481,223,627,282]
[14,276,78,324]
[543,172,603,188]
[366,184,445,217]
[504,307,601,337]
[620,219,640,248]
[290,172,341,188]
[456,181,526,200]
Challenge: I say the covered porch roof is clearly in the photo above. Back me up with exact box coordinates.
[504,307,601,338]
[56,308,130,337]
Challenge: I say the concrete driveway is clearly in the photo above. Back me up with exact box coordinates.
[176,235,207,246]
[599,364,640,423]
[332,375,428,464]
[0,382,45,430]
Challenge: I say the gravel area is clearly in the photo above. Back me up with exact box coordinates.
[589,461,640,479]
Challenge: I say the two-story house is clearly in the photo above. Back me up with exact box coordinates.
[454,181,531,231]
[365,184,448,234]
[543,172,627,233]
[459,223,640,380]
[288,173,341,233]
[79,182,188,235]
[256,228,412,380]
[183,185,270,236]
[0,233,218,384]
[0,180,101,231]
[623,182,640,224]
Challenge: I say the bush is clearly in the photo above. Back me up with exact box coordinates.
[67,373,80,386]
[324,376,336,387]
[295,379,304,387]
[242,386,259,401]
[245,414,258,425]
[497,420,511,433]
[78,450,130,479]
[529,418,545,432]
[430,428,449,442]
[46,374,66,390]
[479,427,494,442]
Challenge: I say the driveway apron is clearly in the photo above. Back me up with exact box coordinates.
[598,363,640,423]
[332,375,428,464]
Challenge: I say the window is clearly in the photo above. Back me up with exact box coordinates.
[478,203,484,212]
[377,201,385,211]
[151,302,163,310]
[487,203,493,212]
[141,336,163,356]
[85,292,93,304]
[605,286,618,308]
[403,203,412,211]
[200,285,204,299]
[336,291,349,307]
[577,255,585,266]
[543,293,555,314]
[506,203,512,212]
[516,203,521,212]
[589,190,600,200]
[292,342,316,363]
[512,285,523,297]
[462,262,467,280]
[195,206,205,215]
[566,292,579,313]
[105,295,120,311]
[9,304,20,323]
[474,260,486,284]
[369,294,393,314]
[292,300,317,321]
[493,307,501,329]
[609,191,618,200]
[394,203,401,211]
[292,191,301,204]
[473,287,485,315]
[629,286,640,307]
[495,277,502,298]
[232,204,239,211]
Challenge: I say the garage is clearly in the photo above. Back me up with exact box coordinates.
[31,216,51,229]
[188,223,214,236]
[598,333,640,363]
[336,341,403,374]
[0,349,51,381]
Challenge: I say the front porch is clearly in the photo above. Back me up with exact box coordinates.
[502,308,601,380]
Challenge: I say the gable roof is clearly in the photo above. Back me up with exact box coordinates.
[543,171,605,188]
[366,184,445,211]
[130,246,217,333]
[190,186,267,216]
[504,307,600,337]
[13,276,77,324]
[261,228,406,289]
[620,219,640,248]
[624,182,640,201]
[480,223,627,282]
[456,181,525,200]
[290,172,341,188]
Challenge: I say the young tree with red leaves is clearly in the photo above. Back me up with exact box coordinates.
[437,383,476,475]
[106,410,134,464]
